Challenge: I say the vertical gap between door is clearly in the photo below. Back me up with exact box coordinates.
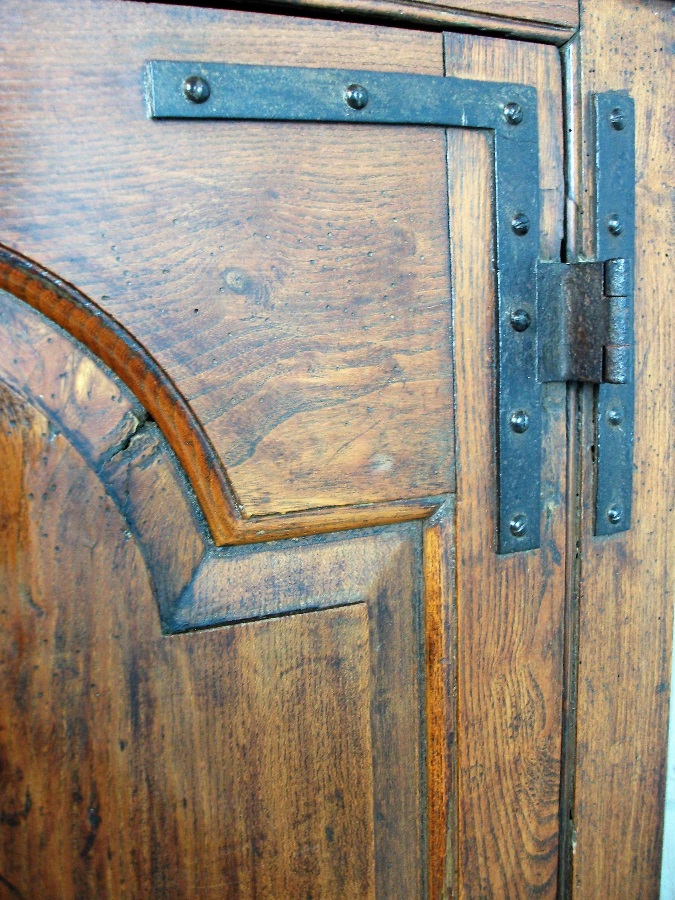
[557,33,582,900]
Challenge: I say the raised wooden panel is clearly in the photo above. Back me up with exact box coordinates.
[0,0,454,524]
[570,1,675,895]
[0,290,428,895]
[0,393,376,895]
[0,288,426,638]
[445,33,566,898]
[0,250,443,548]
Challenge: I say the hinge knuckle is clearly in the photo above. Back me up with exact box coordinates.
[536,256,633,386]
[604,290,632,383]
[604,257,632,297]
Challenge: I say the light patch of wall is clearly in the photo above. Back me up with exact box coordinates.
[661,607,675,899]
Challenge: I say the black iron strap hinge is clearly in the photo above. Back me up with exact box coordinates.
[144,64,634,554]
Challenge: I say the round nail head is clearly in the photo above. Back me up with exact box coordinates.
[183,75,211,104]
[607,505,623,525]
[512,214,530,236]
[510,410,530,434]
[509,514,527,538]
[510,308,531,332]
[608,215,623,236]
[607,407,623,426]
[610,107,626,131]
[503,102,523,125]
[345,84,368,110]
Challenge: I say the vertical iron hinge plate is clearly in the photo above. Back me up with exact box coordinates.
[593,92,635,536]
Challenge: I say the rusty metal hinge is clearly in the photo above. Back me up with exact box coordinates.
[537,257,632,385]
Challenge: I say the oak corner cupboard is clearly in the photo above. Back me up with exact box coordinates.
[0,0,672,897]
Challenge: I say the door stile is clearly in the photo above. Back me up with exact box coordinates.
[445,32,567,898]
[567,2,675,896]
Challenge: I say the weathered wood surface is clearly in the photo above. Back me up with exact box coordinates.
[570,1,675,895]
[0,0,455,529]
[0,4,580,896]
[0,243,444,548]
[445,33,566,898]
[143,0,577,45]
[0,287,419,635]
[0,396,375,897]
[0,290,427,896]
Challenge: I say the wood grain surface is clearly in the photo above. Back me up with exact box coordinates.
[0,394,416,898]
[445,33,566,898]
[0,4,582,896]
[144,0,577,45]
[0,245,443,549]
[0,0,456,523]
[424,500,458,900]
[0,286,429,635]
[0,397,376,896]
[570,2,675,896]
[0,288,427,896]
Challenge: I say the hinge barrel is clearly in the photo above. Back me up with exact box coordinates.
[603,258,632,384]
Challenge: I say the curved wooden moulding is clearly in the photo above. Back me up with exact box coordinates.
[145,0,578,45]
[0,266,443,632]
[0,246,442,551]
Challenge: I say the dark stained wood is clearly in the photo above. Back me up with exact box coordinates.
[0,0,455,525]
[0,291,427,895]
[0,279,209,609]
[0,372,422,898]
[0,392,376,895]
[445,33,567,897]
[145,0,577,45]
[569,2,675,895]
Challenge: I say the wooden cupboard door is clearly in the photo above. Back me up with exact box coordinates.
[0,2,567,897]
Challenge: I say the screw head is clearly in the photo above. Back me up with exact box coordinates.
[607,505,623,525]
[510,308,531,332]
[345,84,368,110]
[511,213,530,236]
[509,514,528,538]
[510,410,530,434]
[503,101,523,125]
[183,75,211,104]
[607,215,623,236]
[609,107,626,131]
[607,407,623,426]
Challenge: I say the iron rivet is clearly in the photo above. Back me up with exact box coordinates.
[345,84,368,110]
[607,407,623,426]
[503,101,523,125]
[609,107,626,131]
[509,514,528,538]
[510,410,529,433]
[608,215,623,236]
[511,213,530,236]
[183,75,210,104]
[607,505,623,525]
[510,308,531,332]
